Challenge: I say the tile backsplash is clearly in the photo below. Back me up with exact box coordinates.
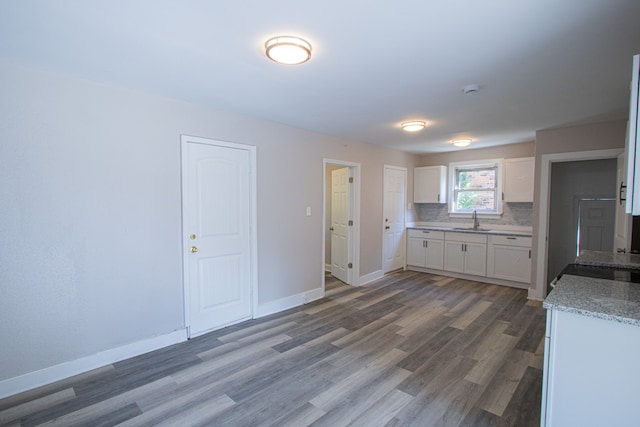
[414,202,533,227]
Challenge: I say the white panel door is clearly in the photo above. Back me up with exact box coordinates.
[383,166,407,272]
[331,167,350,283]
[579,199,615,253]
[183,139,252,337]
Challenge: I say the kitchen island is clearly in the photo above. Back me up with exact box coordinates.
[541,269,640,427]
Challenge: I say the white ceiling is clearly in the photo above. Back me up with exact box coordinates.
[1,0,639,153]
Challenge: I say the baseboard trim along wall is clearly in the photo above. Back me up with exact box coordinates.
[256,287,324,318]
[0,329,187,400]
[358,270,384,286]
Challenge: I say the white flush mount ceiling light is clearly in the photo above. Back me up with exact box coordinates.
[401,121,426,132]
[265,35,312,65]
[452,139,472,147]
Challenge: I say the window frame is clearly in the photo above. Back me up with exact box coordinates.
[448,159,503,218]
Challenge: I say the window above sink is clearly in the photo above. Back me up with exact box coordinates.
[448,159,503,218]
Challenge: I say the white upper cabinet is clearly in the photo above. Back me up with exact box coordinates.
[503,157,534,202]
[414,165,447,203]
[625,54,640,215]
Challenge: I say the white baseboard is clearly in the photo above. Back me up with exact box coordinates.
[358,270,384,286]
[256,287,324,318]
[528,287,544,301]
[325,264,331,272]
[0,329,187,400]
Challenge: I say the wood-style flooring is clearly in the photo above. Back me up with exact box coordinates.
[0,271,546,426]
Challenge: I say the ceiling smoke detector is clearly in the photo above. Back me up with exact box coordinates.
[462,84,480,95]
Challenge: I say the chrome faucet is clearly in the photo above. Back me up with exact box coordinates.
[472,210,480,230]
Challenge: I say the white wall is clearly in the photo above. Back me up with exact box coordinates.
[0,60,417,387]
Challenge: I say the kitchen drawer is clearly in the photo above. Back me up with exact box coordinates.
[489,235,532,247]
[445,232,487,244]
[408,229,445,240]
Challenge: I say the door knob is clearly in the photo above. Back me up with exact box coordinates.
[190,246,198,253]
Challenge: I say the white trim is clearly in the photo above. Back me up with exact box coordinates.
[358,270,385,286]
[255,288,324,318]
[180,135,258,338]
[382,165,408,274]
[322,159,361,289]
[0,329,187,399]
[534,148,623,300]
[325,263,331,272]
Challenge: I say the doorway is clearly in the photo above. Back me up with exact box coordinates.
[323,159,360,288]
[535,148,624,299]
[547,158,617,283]
[181,135,257,338]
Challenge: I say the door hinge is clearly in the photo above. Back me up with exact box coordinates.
[349,177,354,183]
[348,220,353,226]
[348,262,353,269]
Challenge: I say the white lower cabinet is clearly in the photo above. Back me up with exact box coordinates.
[406,228,531,288]
[486,235,532,284]
[406,229,444,270]
[443,232,487,276]
[542,309,640,426]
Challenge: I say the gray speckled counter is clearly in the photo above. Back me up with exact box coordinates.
[576,249,640,270]
[408,226,531,237]
[543,274,640,326]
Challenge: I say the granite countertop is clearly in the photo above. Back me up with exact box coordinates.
[576,250,640,270]
[544,274,640,327]
[408,225,532,237]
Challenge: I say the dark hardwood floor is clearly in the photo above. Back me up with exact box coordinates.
[0,271,545,426]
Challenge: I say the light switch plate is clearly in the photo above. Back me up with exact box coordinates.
[306,206,311,216]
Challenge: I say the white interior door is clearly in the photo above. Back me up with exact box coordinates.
[579,199,615,253]
[383,166,406,273]
[615,152,632,253]
[331,167,350,283]
[182,137,253,337]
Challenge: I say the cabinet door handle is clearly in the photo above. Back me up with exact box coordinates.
[529,249,531,259]
[437,194,440,202]
[426,240,428,248]
[507,237,516,240]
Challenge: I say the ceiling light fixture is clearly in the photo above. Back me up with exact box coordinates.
[452,139,472,147]
[401,121,426,132]
[265,35,312,65]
